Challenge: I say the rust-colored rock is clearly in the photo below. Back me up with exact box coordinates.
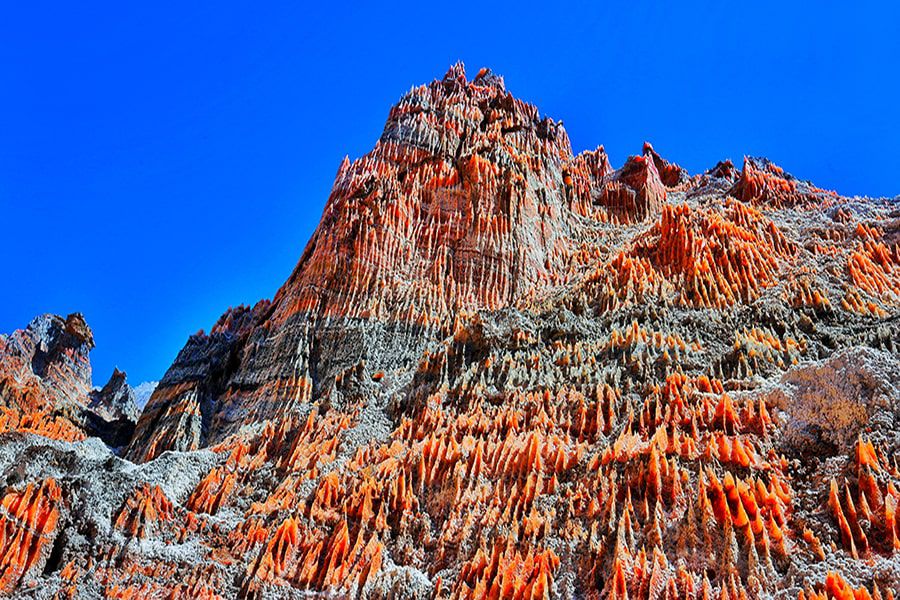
[596,150,667,223]
[0,478,62,592]
[114,484,174,539]
[732,156,835,209]
[0,314,140,445]
[642,141,689,188]
[0,314,94,441]
[2,65,899,599]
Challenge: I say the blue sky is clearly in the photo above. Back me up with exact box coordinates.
[2,1,898,385]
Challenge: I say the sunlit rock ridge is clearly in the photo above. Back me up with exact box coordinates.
[0,64,898,599]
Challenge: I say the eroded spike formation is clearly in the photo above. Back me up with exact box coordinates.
[267,63,580,325]
[0,478,62,593]
[643,142,690,189]
[114,484,174,540]
[732,157,836,209]
[826,438,900,559]
[1,64,899,598]
[595,153,667,223]
[799,571,896,600]
[579,198,797,311]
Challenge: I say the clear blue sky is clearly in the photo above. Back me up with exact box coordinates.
[2,1,898,385]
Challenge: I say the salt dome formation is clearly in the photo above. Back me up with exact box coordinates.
[1,64,899,599]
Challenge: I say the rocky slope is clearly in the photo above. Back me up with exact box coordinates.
[0,64,898,599]
[0,313,139,446]
[0,313,95,441]
[86,368,140,448]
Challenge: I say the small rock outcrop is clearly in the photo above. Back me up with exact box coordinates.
[85,368,139,447]
[0,313,95,441]
[0,314,140,447]
[732,156,836,209]
[596,150,667,223]
[88,368,139,423]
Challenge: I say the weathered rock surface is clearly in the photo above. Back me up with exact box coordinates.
[89,368,139,424]
[0,313,95,441]
[0,314,139,448]
[765,348,900,453]
[1,64,899,599]
[86,368,140,448]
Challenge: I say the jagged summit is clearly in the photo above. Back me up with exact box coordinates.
[273,60,577,323]
[0,66,898,598]
[126,64,885,461]
[0,312,140,448]
[0,313,95,440]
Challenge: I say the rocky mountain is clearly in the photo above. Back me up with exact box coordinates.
[0,64,898,599]
[88,368,140,423]
[0,314,140,447]
[86,368,140,448]
[0,313,95,441]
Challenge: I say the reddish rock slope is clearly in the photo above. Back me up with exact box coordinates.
[1,65,898,599]
[0,313,139,445]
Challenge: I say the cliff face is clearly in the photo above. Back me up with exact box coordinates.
[127,65,855,464]
[1,65,899,599]
[128,64,597,460]
[0,313,95,441]
[0,313,140,447]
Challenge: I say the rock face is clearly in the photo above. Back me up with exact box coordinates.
[0,477,63,593]
[2,64,900,599]
[85,368,139,447]
[0,313,95,441]
[128,63,596,461]
[88,368,139,424]
[0,314,140,447]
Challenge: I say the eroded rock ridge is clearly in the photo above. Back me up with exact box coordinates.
[0,64,898,599]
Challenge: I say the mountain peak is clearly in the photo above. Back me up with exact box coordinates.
[2,66,898,598]
[126,66,870,460]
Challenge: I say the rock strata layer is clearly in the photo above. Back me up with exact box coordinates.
[0,313,140,447]
[1,64,899,599]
